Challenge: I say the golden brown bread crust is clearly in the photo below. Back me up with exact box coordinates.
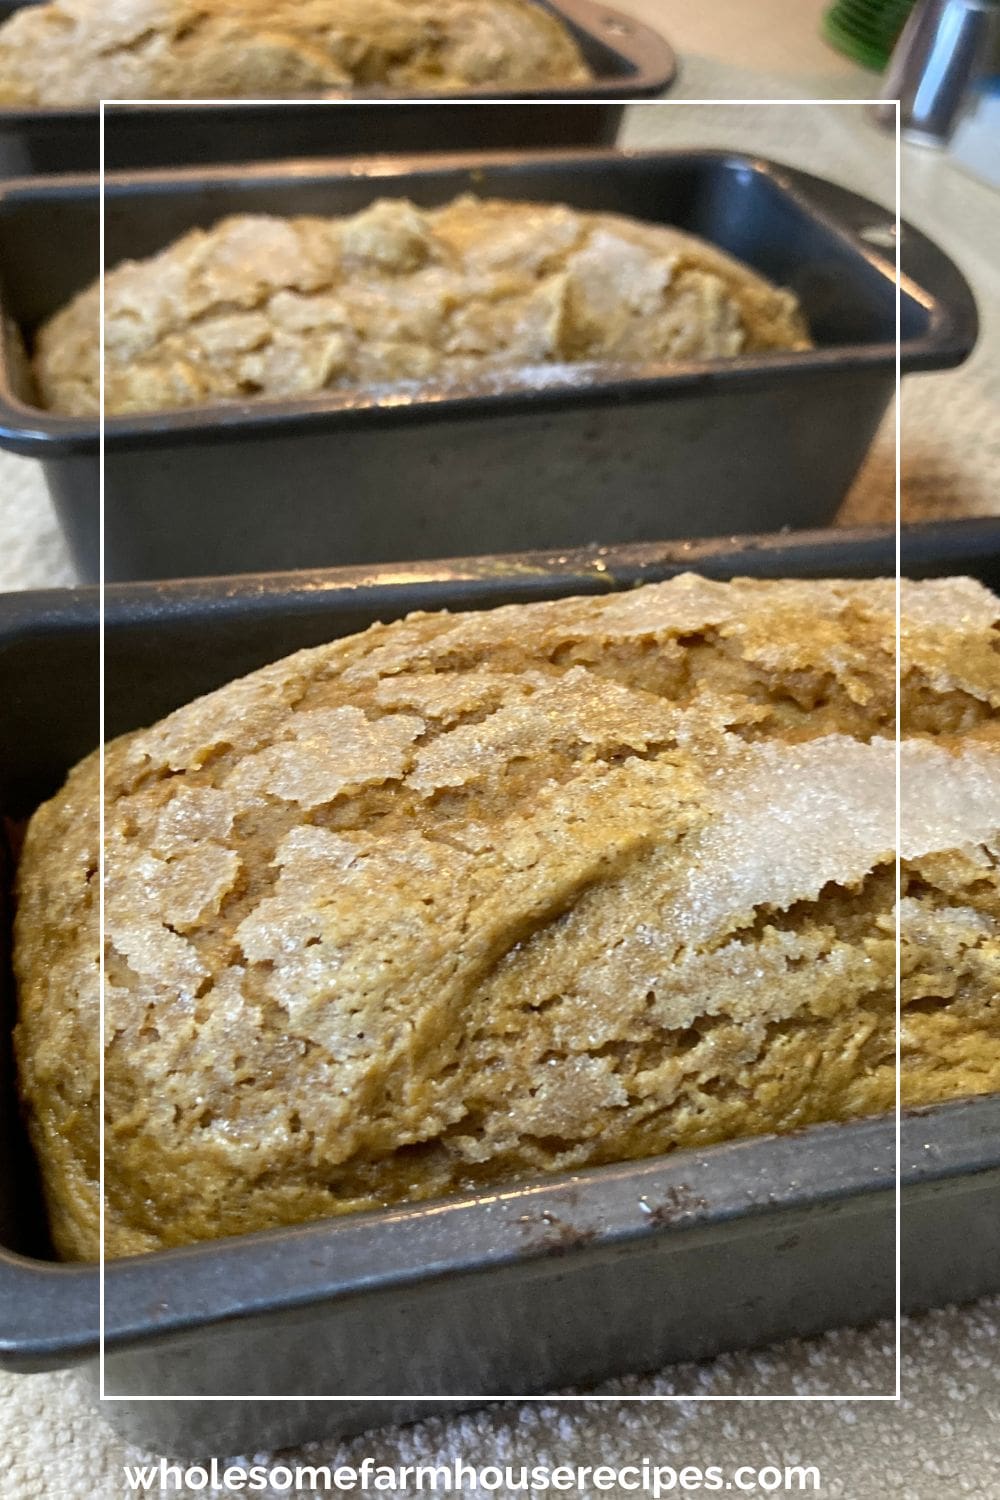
[33,197,812,418]
[13,574,1000,1261]
[0,0,591,106]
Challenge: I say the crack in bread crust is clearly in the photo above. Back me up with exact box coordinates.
[13,573,1000,1259]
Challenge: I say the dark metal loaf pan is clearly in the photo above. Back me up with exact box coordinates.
[1,523,999,1456]
[0,148,981,584]
[0,0,676,175]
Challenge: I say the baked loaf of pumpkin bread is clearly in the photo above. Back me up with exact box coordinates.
[14,574,1000,1260]
[33,196,811,417]
[0,0,591,106]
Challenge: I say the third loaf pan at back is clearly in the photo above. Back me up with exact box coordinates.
[0,1,676,176]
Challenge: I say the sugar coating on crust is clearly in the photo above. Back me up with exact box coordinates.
[0,0,591,107]
[33,197,812,417]
[13,574,1000,1260]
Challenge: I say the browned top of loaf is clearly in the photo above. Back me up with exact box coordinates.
[13,574,1000,1260]
[33,196,811,417]
[0,0,591,106]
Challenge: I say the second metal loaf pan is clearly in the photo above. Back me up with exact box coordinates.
[0,149,979,583]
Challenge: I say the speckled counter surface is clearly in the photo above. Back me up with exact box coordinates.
[1,3,998,1495]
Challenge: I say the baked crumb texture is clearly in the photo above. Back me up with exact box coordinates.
[0,0,591,106]
[33,196,812,418]
[14,575,1000,1260]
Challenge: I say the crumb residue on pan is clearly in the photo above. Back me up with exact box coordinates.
[13,574,1000,1260]
[33,196,812,418]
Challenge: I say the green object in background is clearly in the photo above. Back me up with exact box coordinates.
[823,0,918,70]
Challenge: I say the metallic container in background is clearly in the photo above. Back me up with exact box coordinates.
[874,0,999,143]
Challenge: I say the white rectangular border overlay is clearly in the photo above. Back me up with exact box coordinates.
[97,96,905,1404]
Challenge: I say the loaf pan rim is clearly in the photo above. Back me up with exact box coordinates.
[4,515,1000,619]
[2,1099,999,1371]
